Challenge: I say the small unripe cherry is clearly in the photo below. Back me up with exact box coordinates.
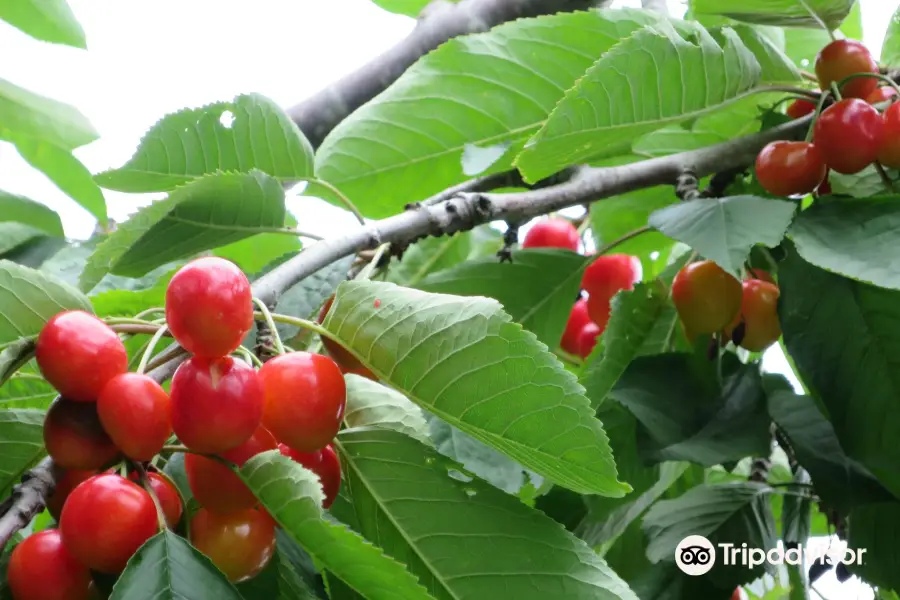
[43,398,119,470]
[724,279,782,352]
[35,310,128,402]
[560,298,592,355]
[278,443,342,508]
[190,507,276,583]
[97,373,171,461]
[813,98,884,174]
[755,141,826,196]
[521,218,580,252]
[170,356,264,454]
[672,260,742,339]
[7,529,93,600]
[815,39,879,99]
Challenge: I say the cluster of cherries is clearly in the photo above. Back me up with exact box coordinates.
[8,256,349,599]
[756,38,900,197]
[520,218,641,358]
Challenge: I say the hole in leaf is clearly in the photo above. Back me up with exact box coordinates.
[464,488,477,498]
[219,110,235,129]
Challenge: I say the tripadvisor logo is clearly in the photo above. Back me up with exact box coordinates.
[675,536,866,576]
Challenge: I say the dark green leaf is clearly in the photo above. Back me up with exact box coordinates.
[79,170,286,292]
[0,0,86,48]
[0,409,46,499]
[649,195,796,276]
[344,374,430,443]
[95,94,314,193]
[110,530,242,600]
[0,190,64,237]
[0,260,93,343]
[237,546,320,600]
[516,21,763,181]
[162,451,193,508]
[0,338,35,386]
[0,77,97,150]
[387,233,472,287]
[0,236,67,268]
[333,428,639,600]
[689,0,855,28]
[790,198,900,290]
[322,280,630,496]
[240,451,433,600]
[847,502,900,590]
[781,468,812,546]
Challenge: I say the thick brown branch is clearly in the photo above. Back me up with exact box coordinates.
[0,458,61,546]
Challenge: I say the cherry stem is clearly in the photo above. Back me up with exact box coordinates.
[829,81,842,102]
[355,242,390,281]
[143,345,187,373]
[875,161,896,192]
[835,71,900,97]
[595,225,651,256]
[104,317,159,327]
[252,298,286,355]
[131,307,166,321]
[805,90,834,143]
[108,323,168,337]
[302,178,366,225]
[136,324,170,375]
[233,346,264,368]
[161,445,191,454]
[133,462,168,531]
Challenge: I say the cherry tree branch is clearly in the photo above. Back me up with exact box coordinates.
[0,458,60,546]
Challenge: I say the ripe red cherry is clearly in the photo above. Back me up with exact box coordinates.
[46,469,97,522]
[278,443,342,509]
[97,373,171,461]
[128,471,184,528]
[60,473,158,573]
[170,356,264,454]
[575,322,603,359]
[731,588,742,600]
[785,97,816,119]
[877,102,900,168]
[259,352,346,453]
[35,311,127,402]
[746,268,775,285]
[813,98,884,174]
[724,280,782,352]
[7,529,92,600]
[317,296,376,380]
[521,218,580,252]
[815,39,879,99]
[755,141,826,196]
[186,426,276,514]
[43,398,119,470]
[816,171,832,196]
[165,256,253,358]
[560,298,592,355]
[581,254,642,305]
[190,507,276,583]
[672,260,742,339]
[866,86,898,105]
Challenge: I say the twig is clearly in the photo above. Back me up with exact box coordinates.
[0,458,61,547]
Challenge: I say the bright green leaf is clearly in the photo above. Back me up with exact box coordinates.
[724,24,801,83]
[515,21,763,182]
[416,249,587,349]
[315,9,668,217]
[333,428,639,600]
[0,410,46,499]
[321,280,629,496]
[110,530,242,600]
[0,190,64,237]
[0,78,97,151]
[386,232,472,287]
[240,451,433,600]
[0,260,92,343]
[214,221,302,275]
[344,374,430,443]
[882,4,900,67]
[95,94,315,193]
[0,0,86,48]
[79,170,286,292]
[0,365,55,410]
[689,0,855,29]
[649,195,796,276]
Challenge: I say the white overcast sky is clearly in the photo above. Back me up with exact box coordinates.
[0,1,894,598]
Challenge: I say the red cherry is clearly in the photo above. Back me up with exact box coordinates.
[128,471,184,528]
[7,529,92,600]
[46,469,97,522]
[259,352,346,453]
[785,97,817,119]
[731,588,742,600]
[585,294,612,334]
[43,398,119,470]
[165,257,253,358]
[278,443,342,508]
[35,311,127,402]
[575,322,603,358]
[724,279,782,352]
[816,170,832,196]
[521,218,580,252]
[190,507,276,583]
[672,260,742,338]
[581,254,642,304]
[170,356,264,454]
[877,102,900,168]
[185,426,276,514]
[560,298,592,355]
[746,268,775,285]
[813,98,884,174]
[815,39,879,99]
[755,141,826,196]
[866,86,898,105]
[97,373,171,461]
[317,296,377,379]
[59,473,158,573]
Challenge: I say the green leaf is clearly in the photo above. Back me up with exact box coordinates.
[689,0,855,28]
[214,225,302,275]
[767,390,893,513]
[237,547,320,600]
[95,94,315,193]
[416,249,587,349]
[386,233,472,287]
[782,2,860,69]
[515,21,763,182]
[79,170,286,292]
[0,78,97,151]
[580,281,670,409]
[649,195,796,276]
[609,354,771,465]
[89,267,176,318]
[789,198,900,290]
[344,374,430,443]
[321,280,630,496]
[0,190,64,237]
[781,468,812,546]
[334,427,639,600]
[240,451,432,600]
[12,136,107,225]
[847,502,900,590]
[0,410,46,499]
[0,0,85,48]
[882,4,900,67]
[110,530,242,600]
[723,24,801,83]
[0,365,55,410]
[368,0,453,17]
[779,245,900,498]
[0,339,35,386]
[0,260,93,343]
[315,9,668,217]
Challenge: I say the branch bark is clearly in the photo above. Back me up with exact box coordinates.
[287,0,598,147]
[0,458,60,546]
